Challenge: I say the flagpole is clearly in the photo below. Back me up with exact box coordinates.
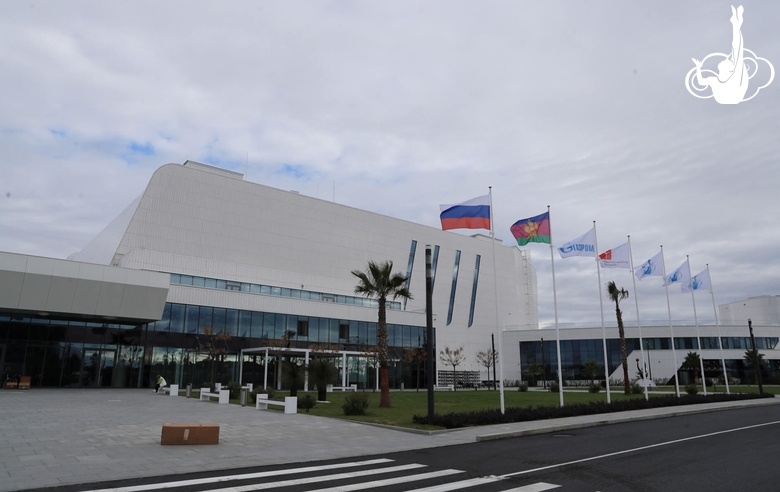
[488,186,505,414]
[687,256,707,395]
[661,245,681,397]
[708,264,730,394]
[548,206,564,407]
[592,221,611,403]
[628,236,649,401]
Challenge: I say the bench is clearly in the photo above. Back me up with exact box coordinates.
[327,384,357,392]
[161,384,179,396]
[3,376,31,390]
[199,388,229,404]
[256,394,297,414]
[161,423,219,445]
[434,384,454,391]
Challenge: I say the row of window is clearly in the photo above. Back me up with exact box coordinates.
[148,303,426,349]
[169,274,402,311]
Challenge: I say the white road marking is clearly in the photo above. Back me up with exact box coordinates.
[79,458,395,492]
[501,483,561,492]
[501,419,780,478]
[304,469,464,491]
[204,463,428,491]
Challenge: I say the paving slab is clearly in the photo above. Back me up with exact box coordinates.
[1,389,777,491]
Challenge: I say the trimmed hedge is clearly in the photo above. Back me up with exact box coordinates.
[412,392,774,429]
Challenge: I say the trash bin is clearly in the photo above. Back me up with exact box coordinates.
[240,388,248,407]
[186,384,192,398]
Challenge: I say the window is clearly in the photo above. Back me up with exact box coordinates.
[297,319,309,337]
[205,278,217,289]
[447,250,461,326]
[192,276,205,287]
[468,255,481,327]
[339,322,349,340]
[431,245,440,292]
[170,274,181,284]
[403,240,417,310]
[226,282,241,291]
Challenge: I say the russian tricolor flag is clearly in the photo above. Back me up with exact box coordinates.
[439,194,491,231]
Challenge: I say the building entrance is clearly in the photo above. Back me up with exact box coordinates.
[81,349,117,387]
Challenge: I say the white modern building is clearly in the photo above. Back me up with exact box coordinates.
[1,161,537,389]
[1,160,778,390]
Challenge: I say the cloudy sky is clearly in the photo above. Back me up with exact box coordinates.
[1,1,778,328]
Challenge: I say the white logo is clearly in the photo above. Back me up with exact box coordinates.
[685,5,774,104]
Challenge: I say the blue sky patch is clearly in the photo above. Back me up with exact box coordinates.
[129,142,154,155]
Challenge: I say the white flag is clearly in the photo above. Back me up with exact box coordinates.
[684,268,711,293]
[664,260,691,287]
[598,242,630,269]
[635,251,663,280]
[558,228,596,258]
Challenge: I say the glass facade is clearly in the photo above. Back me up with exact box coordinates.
[0,306,428,391]
[519,336,779,383]
[170,274,401,311]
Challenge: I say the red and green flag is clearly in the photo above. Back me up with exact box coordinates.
[510,212,551,246]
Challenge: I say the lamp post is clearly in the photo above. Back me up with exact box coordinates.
[425,245,435,423]
[541,338,547,388]
[747,318,764,395]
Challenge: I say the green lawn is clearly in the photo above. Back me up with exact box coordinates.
[252,389,651,430]
[199,385,777,430]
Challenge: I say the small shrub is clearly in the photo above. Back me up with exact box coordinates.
[550,382,559,393]
[298,394,317,413]
[202,381,215,392]
[632,384,643,395]
[685,384,699,395]
[342,393,370,416]
[227,381,241,400]
[518,383,528,392]
[588,384,601,393]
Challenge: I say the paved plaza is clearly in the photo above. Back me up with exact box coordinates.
[1,389,777,492]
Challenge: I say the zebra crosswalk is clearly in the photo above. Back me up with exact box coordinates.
[79,458,561,492]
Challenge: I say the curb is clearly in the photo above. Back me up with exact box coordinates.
[475,397,780,441]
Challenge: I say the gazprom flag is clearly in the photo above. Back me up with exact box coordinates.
[558,228,596,258]
[683,268,711,293]
[439,195,491,231]
[599,242,630,269]
[635,251,664,280]
[664,260,691,287]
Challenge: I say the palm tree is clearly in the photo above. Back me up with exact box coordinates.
[607,281,631,395]
[352,260,412,408]
[526,363,544,387]
[308,358,338,402]
[743,349,766,385]
[682,351,701,385]
[582,359,601,386]
[281,360,305,397]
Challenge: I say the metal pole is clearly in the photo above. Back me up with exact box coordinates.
[541,337,546,388]
[708,264,729,394]
[426,245,435,424]
[547,206,564,407]
[661,246,681,397]
[628,236,648,401]
[488,187,506,413]
[593,222,611,403]
[687,256,707,395]
[748,318,764,394]
[491,334,497,391]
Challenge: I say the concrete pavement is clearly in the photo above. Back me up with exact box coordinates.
[1,389,777,492]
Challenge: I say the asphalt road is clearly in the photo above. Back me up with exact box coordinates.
[25,405,780,492]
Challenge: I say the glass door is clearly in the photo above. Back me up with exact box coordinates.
[82,349,117,387]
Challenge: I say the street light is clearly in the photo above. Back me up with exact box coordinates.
[541,338,547,389]
[747,318,764,395]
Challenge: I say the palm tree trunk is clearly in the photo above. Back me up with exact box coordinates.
[378,298,391,407]
[379,363,390,407]
[617,307,630,395]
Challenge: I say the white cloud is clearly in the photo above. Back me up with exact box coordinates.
[1,0,778,326]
